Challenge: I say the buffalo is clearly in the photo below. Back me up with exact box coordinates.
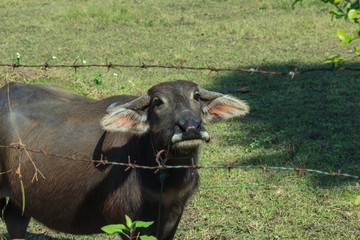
[0,80,249,239]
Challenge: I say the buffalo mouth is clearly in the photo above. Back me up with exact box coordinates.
[171,126,210,149]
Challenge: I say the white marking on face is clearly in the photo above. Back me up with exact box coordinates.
[171,130,210,149]
[200,131,210,141]
[171,132,183,144]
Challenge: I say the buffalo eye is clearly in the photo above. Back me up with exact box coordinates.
[194,92,201,102]
[152,97,163,108]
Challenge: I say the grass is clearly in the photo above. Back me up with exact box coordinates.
[1,0,360,239]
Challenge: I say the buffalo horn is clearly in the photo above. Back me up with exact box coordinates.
[106,94,150,113]
[198,87,223,100]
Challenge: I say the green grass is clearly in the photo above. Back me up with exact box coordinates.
[1,0,360,239]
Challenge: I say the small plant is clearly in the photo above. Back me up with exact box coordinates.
[344,193,360,217]
[93,70,103,86]
[13,52,20,65]
[323,54,344,67]
[0,234,8,240]
[101,215,156,240]
[293,0,360,64]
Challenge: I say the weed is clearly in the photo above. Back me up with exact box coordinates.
[0,0,360,239]
[92,70,103,87]
[13,53,20,65]
[102,215,156,240]
[344,193,360,217]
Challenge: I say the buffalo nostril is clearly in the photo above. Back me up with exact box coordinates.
[178,119,187,132]
[194,119,202,130]
[177,119,202,133]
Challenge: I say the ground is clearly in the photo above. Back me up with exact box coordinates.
[0,0,360,239]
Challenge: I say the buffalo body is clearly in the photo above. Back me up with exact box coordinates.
[0,80,249,239]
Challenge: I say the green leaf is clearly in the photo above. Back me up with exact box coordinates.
[343,35,354,45]
[125,215,133,229]
[354,23,360,37]
[322,0,341,4]
[336,28,354,45]
[330,9,346,19]
[337,28,346,41]
[101,224,127,234]
[134,220,154,228]
[355,196,360,205]
[291,0,302,8]
[344,2,351,12]
[323,55,343,67]
[354,29,360,37]
[348,9,358,19]
[140,235,157,240]
[344,192,356,198]
[355,46,360,55]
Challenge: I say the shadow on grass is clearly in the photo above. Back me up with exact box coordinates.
[207,62,360,186]
[2,232,71,240]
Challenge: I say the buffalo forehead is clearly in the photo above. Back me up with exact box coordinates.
[147,80,198,97]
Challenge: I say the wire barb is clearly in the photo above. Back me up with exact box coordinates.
[289,71,295,79]
[249,68,256,75]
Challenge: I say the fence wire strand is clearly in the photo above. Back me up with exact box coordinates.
[0,144,358,180]
[1,62,359,185]
[1,62,360,77]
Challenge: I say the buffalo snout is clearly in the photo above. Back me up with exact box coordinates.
[171,116,210,149]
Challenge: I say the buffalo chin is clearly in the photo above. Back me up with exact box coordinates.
[171,139,204,150]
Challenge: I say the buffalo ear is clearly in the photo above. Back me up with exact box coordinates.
[101,95,150,135]
[199,88,249,124]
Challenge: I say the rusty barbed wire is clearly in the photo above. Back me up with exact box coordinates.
[1,62,360,76]
[0,144,358,180]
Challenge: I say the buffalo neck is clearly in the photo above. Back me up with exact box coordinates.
[99,131,199,189]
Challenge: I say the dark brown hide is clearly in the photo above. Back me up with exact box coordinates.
[0,81,249,239]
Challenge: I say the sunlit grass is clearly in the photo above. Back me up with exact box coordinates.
[0,0,360,239]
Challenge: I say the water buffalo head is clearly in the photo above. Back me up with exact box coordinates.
[101,80,249,154]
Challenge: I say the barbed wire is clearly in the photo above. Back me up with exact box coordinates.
[1,62,360,77]
[0,143,358,180]
[1,73,359,183]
